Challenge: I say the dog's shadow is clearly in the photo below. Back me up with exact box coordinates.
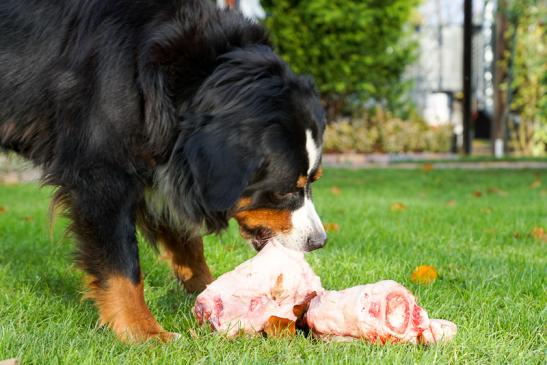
[1,232,197,317]
[1,236,81,303]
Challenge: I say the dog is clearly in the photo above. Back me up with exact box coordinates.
[0,0,326,342]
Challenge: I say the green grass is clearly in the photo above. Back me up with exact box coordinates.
[0,169,546,364]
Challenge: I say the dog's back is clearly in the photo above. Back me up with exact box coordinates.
[0,0,174,162]
[0,0,67,158]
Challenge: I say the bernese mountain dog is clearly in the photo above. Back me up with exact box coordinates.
[0,0,327,342]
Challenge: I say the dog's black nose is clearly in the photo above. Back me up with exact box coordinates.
[306,234,327,251]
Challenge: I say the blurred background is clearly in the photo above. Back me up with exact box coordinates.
[1,0,545,182]
[219,0,546,160]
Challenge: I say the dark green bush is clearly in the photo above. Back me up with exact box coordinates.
[261,0,419,119]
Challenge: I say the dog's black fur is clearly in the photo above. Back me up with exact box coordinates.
[0,0,325,340]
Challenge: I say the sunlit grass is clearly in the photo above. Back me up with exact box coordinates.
[0,168,545,364]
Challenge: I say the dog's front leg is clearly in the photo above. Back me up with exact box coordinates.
[157,231,213,293]
[61,168,178,343]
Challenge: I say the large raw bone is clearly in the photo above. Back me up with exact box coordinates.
[306,281,457,344]
[194,241,456,344]
[194,241,323,336]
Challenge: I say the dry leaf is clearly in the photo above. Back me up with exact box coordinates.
[422,163,433,172]
[0,207,6,214]
[531,227,546,242]
[23,216,34,222]
[323,223,340,232]
[390,202,407,212]
[480,207,492,214]
[487,187,508,196]
[530,178,541,189]
[447,200,457,207]
[330,186,342,196]
[472,191,482,197]
[411,265,438,285]
[263,316,296,337]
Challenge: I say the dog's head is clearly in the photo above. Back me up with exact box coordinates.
[173,46,326,252]
[143,26,327,251]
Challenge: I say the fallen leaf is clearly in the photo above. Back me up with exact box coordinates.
[263,316,296,337]
[390,202,407,212]
[23,216,34,222]
[480,207,492,214]
[540,189,547,197]
[487,187,508,196]
[530,178,541,189]
[411,265,438,285]
[531,227,546,242]
[0,207,6,214]
[323,223,340,232]
[422,163,433,172]
[330,186,342,196]
[472,191,482,197]
[447,200,457,207]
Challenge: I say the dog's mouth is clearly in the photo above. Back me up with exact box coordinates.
[239,226,273,251]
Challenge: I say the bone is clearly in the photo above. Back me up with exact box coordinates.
[194,241,456,344]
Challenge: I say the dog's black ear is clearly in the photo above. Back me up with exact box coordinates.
[138,49,176,158]
[182,121,262,212]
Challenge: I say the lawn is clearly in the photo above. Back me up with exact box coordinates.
[0,168,545,364]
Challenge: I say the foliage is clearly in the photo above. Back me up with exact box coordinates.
[323,113,453,154]
[503,1,547,156]
[261,0,419,119]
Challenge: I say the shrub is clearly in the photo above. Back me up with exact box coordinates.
[261,0,419,119]
[323,115,452,154]
[503,1,546,156]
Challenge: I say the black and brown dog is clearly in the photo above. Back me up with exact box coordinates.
[0,0,327,342]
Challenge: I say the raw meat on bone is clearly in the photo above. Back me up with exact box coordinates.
[306,281,457,344]
[194,241,456,344]
[194,241,323,336]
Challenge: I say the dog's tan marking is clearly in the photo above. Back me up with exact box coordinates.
[312,167,323,181]
[237,197,252,210]
[157,234,213,293]
[235,208,292,233]
[83,275,178,343]
[296,175,308,188]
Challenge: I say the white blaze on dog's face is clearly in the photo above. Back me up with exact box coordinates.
[235,129,327,252]
[276,129,326,250]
